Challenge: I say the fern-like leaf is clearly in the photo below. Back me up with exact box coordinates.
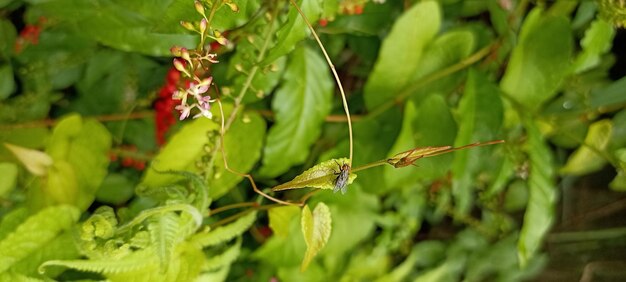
[39,248,157,275]
[0,271,45,282]
[116,204,202,235]
[0,205,80,273]
[191,211,257,248]
[148,212,180,272]
[203,237,242,271]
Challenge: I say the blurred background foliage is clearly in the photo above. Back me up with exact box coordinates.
[1,0,626,281]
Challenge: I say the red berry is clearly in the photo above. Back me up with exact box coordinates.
[133,161,146,171]
[319,18,328,27]
[354,5,363,15]
[121,157,134,167]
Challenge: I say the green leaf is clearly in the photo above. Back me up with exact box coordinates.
[271,158,356,192]
[10,232,79,277]
[191,211,257,248]
[384,101,420,189]
[0,207,29,242]
[45,114,112,210]
[0,64,15,100]
[0,19,17,58]
[0,162,17,197]
[518,119,557,268]
[269,206,301,238]
[300,202,332,271]
[407,94,457,182]
[0,205,80,273]
[500,8,573,111]
[313,185,379,258]
[561,119,612,175]
[252,208,305,267]
[3,143,52,176]
[259,46,333,177]
[364,0,441,110]
[573,18,615,73]
[209,110,266,198]
[203,237,242,271]
[408,29,476,104]
[451,69,503,215]
[262,0,322,64]
[590,76,626,109]
[142,118,217,187]
[96,174,135,205]
[37,0,197,56]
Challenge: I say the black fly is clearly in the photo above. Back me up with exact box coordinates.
[333,161,351,194]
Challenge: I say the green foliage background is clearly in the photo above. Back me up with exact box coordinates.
[1,0,626,281]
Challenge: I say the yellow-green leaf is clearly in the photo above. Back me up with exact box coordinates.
[269,206,300,238]
[300,203,332,272]
[271,158,356,192]
[561,119,612,175]
[4,143,52,176]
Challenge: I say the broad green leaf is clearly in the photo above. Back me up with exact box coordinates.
[451,69,503,216]
[45,114,111,210]
[142,118,217,187]
[561,119,612,175]
[209,110,266,198]
[0,19,16,58]
[3,143,52,176]
[364,0,441,110]
[10,232,79,277]
[0,207,29,241]
[252,208,305,267]
[269,206,301,238]
[408,29,476,104]
[408,94,457,182]
[0,205,80,273]
[259,46,333,177]
[95,174,135,205]
[44,161,79,206]
[384,101,420,189]
[203,237,242,272]
[610,170,626,191]
[313,184,379,258]
[0,64,15,100]
[0,162,17,197]
[191,211,257,248]
[500,8,573,111]
[36,0,197,56]
[300,202,332,271]
[590,76,626,109]
[573,18,615,73]
[261,0,322,64]
[271,158,356,191]
[518,119,557,268]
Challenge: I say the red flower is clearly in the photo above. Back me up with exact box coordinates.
[154,67,182,146]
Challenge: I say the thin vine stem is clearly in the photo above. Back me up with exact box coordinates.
[206,201,259,217]
[217,100,303,207]
[288,0,353,166]
[209,203,281,229]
